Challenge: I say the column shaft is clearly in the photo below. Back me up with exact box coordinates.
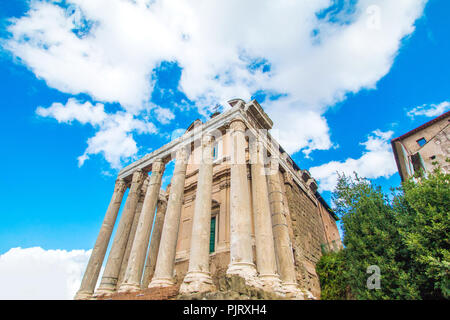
[180,135,215,294]
[226,119,258,283]
[250,139,281,289]
[119,159,165,292]
[94,170,145,296]
[141,197,167,288]
[117,177,148,286]
[267,165,298,289]
[149,147,188,287]
[74,179,127,300]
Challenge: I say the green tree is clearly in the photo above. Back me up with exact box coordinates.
[317,170,449,300]
[332,174,418,299]
[316,250,348,300]
[394,170,450,299]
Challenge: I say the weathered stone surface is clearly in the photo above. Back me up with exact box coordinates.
[226,119,259,285]
[149,147,189,288]
[283,176,327,299]
[178,274,310,300]
[267,166,297,285]
[250,139,281,292]
[117,176,149,287]
[141,195,167,288]
[119,159,165,293]
[180,135,216,294]
[95,170,146,297]
[75,179,127,300]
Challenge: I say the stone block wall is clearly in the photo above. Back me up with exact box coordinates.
[283,176,340,298]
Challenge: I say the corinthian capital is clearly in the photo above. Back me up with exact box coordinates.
[151,158,165,173]
[114,178,128,193]
[131,169,146,185]
[229,118,246,132]
[175,146,189,164]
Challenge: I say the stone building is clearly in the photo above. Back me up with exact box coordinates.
[74,99,341,300]
[392,111,450,181]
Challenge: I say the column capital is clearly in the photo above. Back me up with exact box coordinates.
[201,132,215,145]
[229,118,247,132]
[131,169,146,184]
[151,158,165,172]
[114,178,128,193]
[175,146,189,163]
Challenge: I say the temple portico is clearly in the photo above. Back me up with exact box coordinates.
[75,98,342,300]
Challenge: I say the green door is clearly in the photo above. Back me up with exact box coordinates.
[210,217,216,253]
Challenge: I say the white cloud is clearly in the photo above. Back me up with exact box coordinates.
[4,0,428,162]
[407,101,450,119]
[0,247,91,300]
[37,98,158,168]
[154,106,175,125]
[309,130,397,192]
[36,98,107,125]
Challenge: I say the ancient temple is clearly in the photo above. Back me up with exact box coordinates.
[74,98,342,300]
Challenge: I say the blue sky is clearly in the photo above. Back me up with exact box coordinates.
[0,0,449,299]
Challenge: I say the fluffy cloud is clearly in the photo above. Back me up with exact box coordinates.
[4,0,428,163]
[0,247,91,300]
[36,98,107,125]
[407,101,450,119]
[154,106,175,125]
[309,130,397,192]
[37,98,157,168]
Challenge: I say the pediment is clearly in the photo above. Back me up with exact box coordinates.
[185,119,203,133]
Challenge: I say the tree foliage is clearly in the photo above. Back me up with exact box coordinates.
[317,170,449,300]
[316,250,349,300]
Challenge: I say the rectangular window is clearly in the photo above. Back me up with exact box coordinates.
[212,143,218,160]
[417,138,427,147]
[209,217,216,253]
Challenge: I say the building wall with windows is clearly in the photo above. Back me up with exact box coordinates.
[392,111,450,181]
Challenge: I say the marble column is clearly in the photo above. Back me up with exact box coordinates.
[226,119,259,285]
[141,195,167,288]
[250,139,281,290]
[74,179,127,300]
[180,134,216,294]
[267,162,300,296]
[94,169,145,296]
[117,176,149,286]
[149,147,189,288]
[119,159,165,292]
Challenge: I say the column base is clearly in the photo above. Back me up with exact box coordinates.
[180,271,216,294]
[259,274,284,294]
[117,282,141,293]
[148,277,175,288]
[226,262,262,288]
[93,285,116,298]
[74,290,94,300]
[281,282,305,300]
